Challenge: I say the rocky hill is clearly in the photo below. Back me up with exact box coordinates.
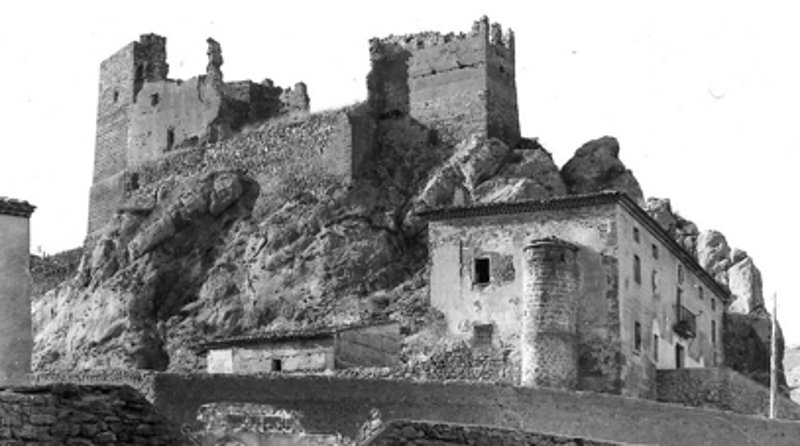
[31,116,782,390]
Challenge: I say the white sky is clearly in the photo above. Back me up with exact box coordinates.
[2,1,798,343]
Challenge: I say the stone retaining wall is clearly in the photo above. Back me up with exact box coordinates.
[656,367,800,420]
[0,384,187,445]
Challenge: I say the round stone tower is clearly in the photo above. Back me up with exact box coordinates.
[521,237,579,389]
[0,197,35,386]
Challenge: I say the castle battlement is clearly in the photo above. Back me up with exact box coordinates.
[371,16,514,53]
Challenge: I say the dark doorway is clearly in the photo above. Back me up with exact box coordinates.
[675,344,684,369]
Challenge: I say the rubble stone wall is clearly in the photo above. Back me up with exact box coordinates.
[0,384,186,445]
[656,367,800,420]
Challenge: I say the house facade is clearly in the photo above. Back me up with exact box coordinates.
[201,322,401,374]
[421,192,730,398]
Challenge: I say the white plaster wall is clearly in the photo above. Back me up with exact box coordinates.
[0,214,32,385]
[207,349,234,374]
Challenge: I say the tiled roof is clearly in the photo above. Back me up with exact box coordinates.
[418,191,731,304]
[0,197,35,218]
[197,320,397,352]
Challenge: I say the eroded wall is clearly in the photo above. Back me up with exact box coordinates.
[128,77,226,165]
[368,17,519,147]
[428,204,622,392]
[0,214,32,386]
[615,208,725,397]
[335,323,402,368]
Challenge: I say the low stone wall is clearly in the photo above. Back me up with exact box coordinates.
[147,373,800,446]
[656,367,800,420]
[0,383,187,445]
[32,369,157,402]
[365,420,622,446]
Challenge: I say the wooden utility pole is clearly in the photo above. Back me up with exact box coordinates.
[769,292,778,419]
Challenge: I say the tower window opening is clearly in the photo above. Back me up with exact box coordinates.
[474,258,490,284]
[150,93,159,106]
[271,359,282,372]
[112,90,119,102]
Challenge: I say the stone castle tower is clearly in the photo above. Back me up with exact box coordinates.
[367,15,520,147]
[88,34,169,235]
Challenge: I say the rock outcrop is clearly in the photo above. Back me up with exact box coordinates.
[727,256,765,315]
[561,136,644,204]
[415,135,566,210]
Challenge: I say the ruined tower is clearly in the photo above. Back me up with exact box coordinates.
[88,34,168,235]
[0,197,35,386]
[368,16,520,147]
[521,237,579,389]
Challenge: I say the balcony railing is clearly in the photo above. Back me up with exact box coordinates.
[673,305,697,339]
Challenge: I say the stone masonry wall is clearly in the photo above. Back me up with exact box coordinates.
[129,106,374,191]
[147,373,800,445]
[521,239,579,389]
[656,367,800,420]
[428,203,623,394]
[368,16,519,148]
[0,384,187,445]
[366,420,622,446]
[93,43,134,183]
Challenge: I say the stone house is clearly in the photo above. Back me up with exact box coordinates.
[200,321,401,374]
[420,191,731,398]
[0,197,35,386]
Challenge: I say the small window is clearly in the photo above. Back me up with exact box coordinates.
[678,264,684,284]
[150,93,159,106]
[634,322,642,352]
[166,128,175,151]
[633,227,640,243]
[271,359,282,372]
[474,258,490,284]
[112,90,119,102]
[652,244,659,259]
[653,334,659,362]
[712,320,717,345]
[711,298,717,312]
[127,173,140,192]
[633,255,641,284]
[473,324,493,348]
[676,286,683,308]
[698,286,704,300]
[651,270,658,295]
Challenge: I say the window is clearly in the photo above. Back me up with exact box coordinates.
[474,258,491,284]
[676,286,683,309]
[633,227,640,243]
[271,359,282,372]
[166,128,175,151]
[112,90,119,103]
[711,298,717,312]
[651,270,658,295]
[712,320,717,345]
[473,324,494,348]
[652,244,659,259]
[150,93,159,106]
[675,344,685,369]
[678,264,684,284]
[653,334,659,362]
[633,255,641,284]
[698,286,704,300]
[634,322,642,353]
